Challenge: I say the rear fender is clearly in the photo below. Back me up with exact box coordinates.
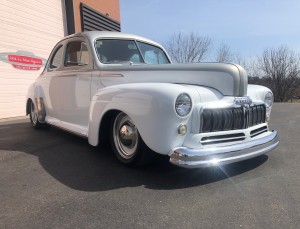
[26,83,46,122]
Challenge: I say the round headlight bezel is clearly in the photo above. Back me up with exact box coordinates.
[175,93,192,117]
[265,91,273,108]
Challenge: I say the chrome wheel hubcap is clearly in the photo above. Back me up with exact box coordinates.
[113,113,138,159]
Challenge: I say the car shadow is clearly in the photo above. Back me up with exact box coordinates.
[0,120,268,191]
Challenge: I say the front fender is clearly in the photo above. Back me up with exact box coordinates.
[88,83,200,154]
[247,84,272,103]
[247,84,273,120]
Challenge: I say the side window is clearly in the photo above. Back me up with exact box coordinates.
[50,46,63,69]
[65,41,89,67]
[79,43,89,65]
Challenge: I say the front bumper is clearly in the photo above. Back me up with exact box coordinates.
[169,130,279,168]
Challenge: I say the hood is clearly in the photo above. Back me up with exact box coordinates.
[99,63,248,96]
[181,84,223,103]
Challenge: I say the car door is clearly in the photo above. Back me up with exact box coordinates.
[47,37,92,133]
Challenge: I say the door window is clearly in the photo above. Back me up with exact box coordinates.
[65,41,90,67]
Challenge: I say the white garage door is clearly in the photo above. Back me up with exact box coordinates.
[0,0,66,119]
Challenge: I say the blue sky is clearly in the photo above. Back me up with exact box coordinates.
[120,0,300,59]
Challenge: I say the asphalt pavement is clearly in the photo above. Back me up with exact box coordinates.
[1,103,299,228]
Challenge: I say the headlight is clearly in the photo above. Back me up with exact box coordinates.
[265,91,273,108]
[175,93,192,116]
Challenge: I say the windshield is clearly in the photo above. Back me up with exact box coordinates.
[95,39,170,64]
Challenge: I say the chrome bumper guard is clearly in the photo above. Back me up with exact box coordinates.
[169,130,279,168]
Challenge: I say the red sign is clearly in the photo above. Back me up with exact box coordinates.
[8,54,43,70]
[0,51,46,71]
[12,64,41,70]
[8,55,43,66]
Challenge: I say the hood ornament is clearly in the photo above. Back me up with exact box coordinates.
[234,96,252,107]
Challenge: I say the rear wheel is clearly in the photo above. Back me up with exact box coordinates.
[110,112,154,167]
[29,100,48,129]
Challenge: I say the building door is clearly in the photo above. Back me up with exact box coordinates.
[0,0,66,119]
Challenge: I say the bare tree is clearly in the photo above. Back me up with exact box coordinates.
[245,58,264,78]
[258,46,300,102]
[214,44,249,68]
[234,54,251,69]
[164,32,212,63]
[215,43,234,63]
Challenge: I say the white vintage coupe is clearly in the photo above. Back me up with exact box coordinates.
[26,31,279,168]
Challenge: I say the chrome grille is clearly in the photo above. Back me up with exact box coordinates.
[250,126,268,138]
[200,133,246,145]
[201,104,266,133]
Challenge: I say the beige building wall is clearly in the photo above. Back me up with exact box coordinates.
[0,0,66,119]
[0,0,120,119]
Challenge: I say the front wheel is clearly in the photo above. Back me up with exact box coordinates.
[110,112,154,167]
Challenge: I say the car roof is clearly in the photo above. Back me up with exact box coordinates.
[64,31,163,48]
